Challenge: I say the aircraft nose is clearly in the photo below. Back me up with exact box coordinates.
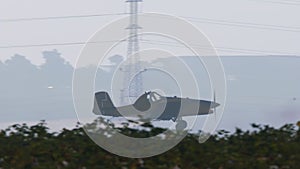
[211,102,220,108]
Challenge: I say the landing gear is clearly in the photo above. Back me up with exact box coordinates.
[176,119,187,131]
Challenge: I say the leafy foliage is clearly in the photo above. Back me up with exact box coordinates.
[0,121,299,169]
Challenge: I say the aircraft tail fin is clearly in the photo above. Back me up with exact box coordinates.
[93,91,115,115]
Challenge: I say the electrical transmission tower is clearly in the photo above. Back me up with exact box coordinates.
[120,0,144,105]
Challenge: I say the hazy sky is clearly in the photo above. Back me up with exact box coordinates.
[1,0,300,65]
[1,0,300,131]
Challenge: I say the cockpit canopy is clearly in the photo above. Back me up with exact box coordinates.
[133,92,163,111]
[146,92,162,102]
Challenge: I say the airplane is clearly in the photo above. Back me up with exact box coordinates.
[93,91,220,130]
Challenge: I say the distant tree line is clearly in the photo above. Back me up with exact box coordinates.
[0,50,124,121]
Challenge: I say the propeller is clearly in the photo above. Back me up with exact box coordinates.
[213,91,217,121]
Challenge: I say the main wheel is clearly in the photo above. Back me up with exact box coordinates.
[176,120,187,131]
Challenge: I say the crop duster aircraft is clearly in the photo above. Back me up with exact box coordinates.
[93,91,220,130]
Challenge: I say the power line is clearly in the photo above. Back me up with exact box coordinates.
[0,13,127,22]
[0,40,123,49]
[275,0,300,2]
[1,12,300,33]
[1,39,299,56]
[182,16,300,33]
[139,39,300,56]
[0,42,85,48]
[248,0,300,6]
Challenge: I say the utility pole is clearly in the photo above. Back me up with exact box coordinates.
[120,0,143,105]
